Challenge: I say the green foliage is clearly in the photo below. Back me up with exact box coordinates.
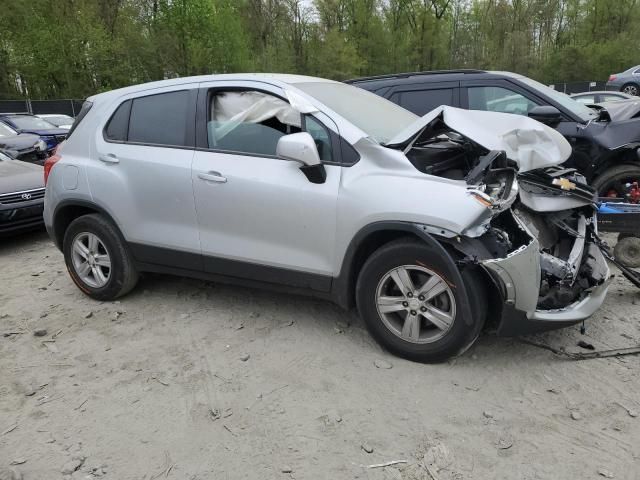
[1,0,639,99]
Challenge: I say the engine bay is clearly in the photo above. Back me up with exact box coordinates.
[409,119,608,310]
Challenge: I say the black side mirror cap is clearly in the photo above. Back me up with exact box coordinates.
[528,105,563,126]
[300,163,327,184]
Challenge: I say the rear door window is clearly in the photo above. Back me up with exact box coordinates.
[128,90,190,146]
[398,88,455,116]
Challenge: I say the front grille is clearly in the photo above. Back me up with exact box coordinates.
[0,188,45,205]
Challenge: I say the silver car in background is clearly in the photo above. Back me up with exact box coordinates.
[43,74,610,362]
[607,66,640,96]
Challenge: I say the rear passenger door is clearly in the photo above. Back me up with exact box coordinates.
[385,82,460,116]
[92,86,202,270]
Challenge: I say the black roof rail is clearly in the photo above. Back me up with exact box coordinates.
[345,69,487,83]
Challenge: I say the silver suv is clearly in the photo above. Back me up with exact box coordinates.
[44,74,610,362]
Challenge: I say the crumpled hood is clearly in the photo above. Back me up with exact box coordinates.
[385,106,572,172]
[0,133,41,151]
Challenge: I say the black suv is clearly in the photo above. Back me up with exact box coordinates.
[348,70,640,200]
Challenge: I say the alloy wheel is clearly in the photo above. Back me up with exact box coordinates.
[623,85,639,96]
[375,265,456,344]
[71,232,112,288]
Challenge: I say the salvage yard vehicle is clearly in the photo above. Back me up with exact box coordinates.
[606,66,640,96]
[0,150,45,236]
[44,74,610,362]
[348,70,640,203]
[570,91,635,104]
[0,113,67,153]
[0,121,48,164]
[36,114,75,130]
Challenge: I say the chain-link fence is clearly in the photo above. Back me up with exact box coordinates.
[549,81,609,94]
[0,99,84,116]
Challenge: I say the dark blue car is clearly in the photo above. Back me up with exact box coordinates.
[0,113,68,152]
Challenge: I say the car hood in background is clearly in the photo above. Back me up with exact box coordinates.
[385,106,572,172]
[0,159,44,194]
[0,132,41,150]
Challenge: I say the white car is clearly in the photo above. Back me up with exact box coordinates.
[36,114,75,130]
[43,74,610,362]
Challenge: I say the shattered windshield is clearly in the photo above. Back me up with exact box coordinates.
[292,82,418,144]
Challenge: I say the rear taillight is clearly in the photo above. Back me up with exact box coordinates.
[44,147,61,185]
[609,74,617,82]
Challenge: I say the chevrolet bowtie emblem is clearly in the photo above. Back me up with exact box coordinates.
[552,178,577,191]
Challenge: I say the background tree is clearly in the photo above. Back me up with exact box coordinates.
[0,0,638,99]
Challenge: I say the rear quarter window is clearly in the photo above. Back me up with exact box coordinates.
[67,100,93,138]
[104,100,132,142]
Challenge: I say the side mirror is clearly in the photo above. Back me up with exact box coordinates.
[276,132,326,184]
[528,105,563,126]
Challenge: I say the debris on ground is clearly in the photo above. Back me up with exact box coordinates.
[361,443,374,454]
[281,466,293,473]
[496,436,514,450]
[571,411,582,421]
[374,359,393,369]
[2,424,18,435]
[577,340,596,350]
[367,460,407,469]
[598,468,615,478]
[33,328,47,337]
[615,402,639,418]
[240,354,250,362]
[0,468,22,480]
[60,456,85,475]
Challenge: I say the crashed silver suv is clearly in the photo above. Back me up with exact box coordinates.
[43,74,610,362]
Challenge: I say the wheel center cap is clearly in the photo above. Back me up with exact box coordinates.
[409,298,420,309]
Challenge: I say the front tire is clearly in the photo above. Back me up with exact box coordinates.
[356,238,487,363]
[63,214,139,301]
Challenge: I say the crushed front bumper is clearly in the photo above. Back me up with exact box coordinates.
[480,214,611,336]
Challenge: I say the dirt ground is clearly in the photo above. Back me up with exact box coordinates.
[1,230,639,480]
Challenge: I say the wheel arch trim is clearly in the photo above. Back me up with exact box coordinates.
[50,199,124,250]
[331,221,475,327]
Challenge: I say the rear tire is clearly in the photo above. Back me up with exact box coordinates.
[63,214,138,301]
[355,238,487,363]
[592,164,640,200]
[622,83,640,96]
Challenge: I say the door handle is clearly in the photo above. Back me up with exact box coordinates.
[99,153,119,164]
[198,171,227,183]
